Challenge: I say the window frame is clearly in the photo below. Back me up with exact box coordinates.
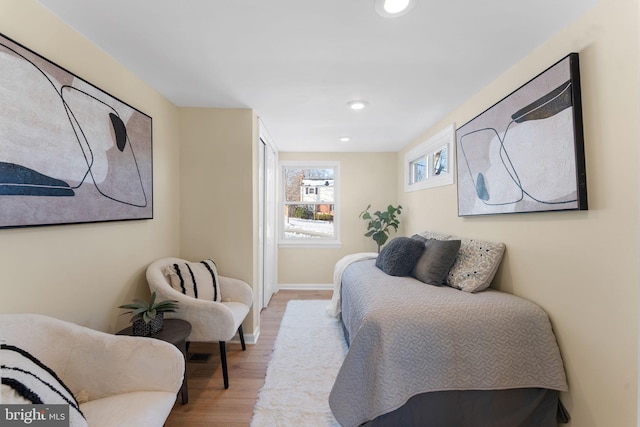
[278,160,341,248]
[404,124,455,192]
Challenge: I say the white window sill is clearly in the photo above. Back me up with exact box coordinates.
[278,240,342,249]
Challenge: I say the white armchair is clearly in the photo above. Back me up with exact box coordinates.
[146,257,253,389]
[0,313,184,427]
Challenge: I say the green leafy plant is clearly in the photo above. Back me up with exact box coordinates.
[359,204,403,253]
[118,291,178,324]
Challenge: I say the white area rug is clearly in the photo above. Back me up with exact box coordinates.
[251,300,348,427]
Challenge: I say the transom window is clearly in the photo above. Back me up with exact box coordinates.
[280,161,340,246]
[404,124,455,192]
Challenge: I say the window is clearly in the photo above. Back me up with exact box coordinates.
[280,161,340,246]
[409,157,426,184]
[404,124,455,192]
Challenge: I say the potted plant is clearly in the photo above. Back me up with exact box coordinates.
[119,292,178,336]
[359,204,403,253]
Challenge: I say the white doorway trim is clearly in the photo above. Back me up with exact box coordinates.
[258,119,279,309]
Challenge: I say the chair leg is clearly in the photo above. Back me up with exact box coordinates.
[219,341,229,389]
[238,325,246,351]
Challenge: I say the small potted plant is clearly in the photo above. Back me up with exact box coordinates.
[119,292,178,336]
[359,204,403,253]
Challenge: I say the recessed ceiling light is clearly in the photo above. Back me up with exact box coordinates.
[375,0,415,18]
[340,136,351,142]
[347,100,368,110]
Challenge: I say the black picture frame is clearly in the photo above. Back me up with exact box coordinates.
[0,33,153,229]
[456,53,587,216]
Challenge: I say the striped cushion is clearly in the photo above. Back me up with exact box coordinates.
[165,259,222,302]
[1,343,87,427]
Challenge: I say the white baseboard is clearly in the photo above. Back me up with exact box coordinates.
[243,286,332,345]
[231,325,259,345]
[278,283,333,290]
[242,332,259,345]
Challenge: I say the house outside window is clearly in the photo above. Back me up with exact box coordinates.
[280,161,340,247]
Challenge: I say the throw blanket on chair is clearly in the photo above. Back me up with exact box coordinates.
[326,252,378,319]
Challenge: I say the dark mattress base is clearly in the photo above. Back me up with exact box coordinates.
[360,388,568,427]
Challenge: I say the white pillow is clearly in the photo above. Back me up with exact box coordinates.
[1,343,88,427]
[165,259,222,302]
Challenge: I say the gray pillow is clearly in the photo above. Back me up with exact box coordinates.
[410,234,428,244]
[375,237,426,276]
[411,239,461,286]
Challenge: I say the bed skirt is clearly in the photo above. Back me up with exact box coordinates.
[360,388,568,427]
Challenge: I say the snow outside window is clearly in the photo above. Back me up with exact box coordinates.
[279,161,340,247]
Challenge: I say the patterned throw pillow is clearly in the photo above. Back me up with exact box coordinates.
[415,230,452,241]
[446,238,506,292]
[1,344,87,427]
[165,259,222,302]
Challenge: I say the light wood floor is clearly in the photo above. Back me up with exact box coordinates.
[164,289,333,427]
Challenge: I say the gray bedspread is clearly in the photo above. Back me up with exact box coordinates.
[329,259,568,427]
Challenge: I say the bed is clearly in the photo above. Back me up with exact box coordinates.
[328,233,569,427]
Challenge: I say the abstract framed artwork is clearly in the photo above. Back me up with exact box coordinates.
[0,33,152,229]
[456,53,587,216]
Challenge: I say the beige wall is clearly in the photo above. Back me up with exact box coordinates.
[278,152,397,285]
[179,108,260,335]
[0,3,261,339]
[2,1,639,424]
[397,0,639,425]
[0,1,182,332]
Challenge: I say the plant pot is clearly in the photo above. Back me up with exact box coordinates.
[132,313,164,336]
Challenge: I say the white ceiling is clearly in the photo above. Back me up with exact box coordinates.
[36,0,595,152]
